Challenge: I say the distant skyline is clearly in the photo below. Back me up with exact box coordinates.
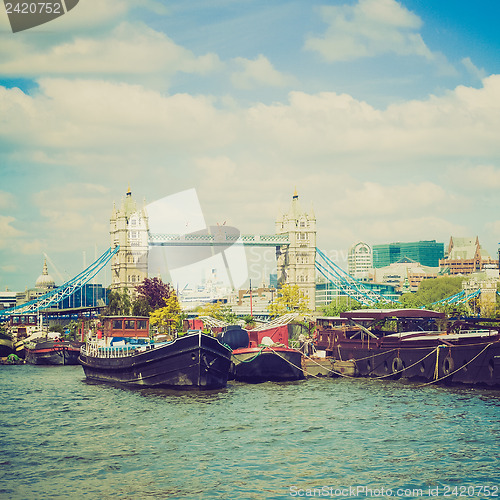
[1,0,500,291]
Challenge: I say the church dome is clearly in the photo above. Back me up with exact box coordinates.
[35,260,56,289]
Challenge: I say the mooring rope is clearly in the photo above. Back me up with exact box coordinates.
[370,346,440,380]
[267,346,331,380]
[416,341,497,388]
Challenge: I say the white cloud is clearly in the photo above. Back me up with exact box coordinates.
[0,191,16,210]
[0,216,23,246]
[231,55,295,89]
[0,79,236,156]
[0,22,221,82]
[1,74,500,170]
[462,57,487,81]
[305,0,434,62]
[360,216,467,244]
[445,164,500,192]
[31,183,111,252]
[330,181,448,218]
[242,75,500,160]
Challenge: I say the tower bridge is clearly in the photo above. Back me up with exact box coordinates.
[111,188,319,310]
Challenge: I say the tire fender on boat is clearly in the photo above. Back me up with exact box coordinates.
[391,357,404,374]
[442,356,455,376]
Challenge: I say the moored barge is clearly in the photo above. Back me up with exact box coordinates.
[25,337,82,365]
[220,322,304,383]
[316,309,500,387]
[79,316,232,389]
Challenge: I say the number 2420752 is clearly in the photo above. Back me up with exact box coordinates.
[5,2,62,14]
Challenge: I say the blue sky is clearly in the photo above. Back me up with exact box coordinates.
[1,0,500,291]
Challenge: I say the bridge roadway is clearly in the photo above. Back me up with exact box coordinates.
[148,232,290,247]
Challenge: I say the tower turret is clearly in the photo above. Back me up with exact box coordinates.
[110,187,149,296]
[275,190,316,311]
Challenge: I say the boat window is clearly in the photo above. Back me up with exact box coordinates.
[137,320,147,330]
[113,319,123,330]
[124,320,135,329]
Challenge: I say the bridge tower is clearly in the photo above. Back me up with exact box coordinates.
[110,187,149,296]
[275,190,316,311]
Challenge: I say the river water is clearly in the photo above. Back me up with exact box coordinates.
[1,365,499,500]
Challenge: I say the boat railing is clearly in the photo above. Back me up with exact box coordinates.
[457,329,497,337]
[81,340,149,358]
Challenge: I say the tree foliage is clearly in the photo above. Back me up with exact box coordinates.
[243,315,256,329]
[322,296,362,317]
[267,283,311,318]
[134,277,174,313]
[150,293,185,333]
[106,288,131,315]
[400,276,465,309]
[196,301,238,324]
[132,297,151,316]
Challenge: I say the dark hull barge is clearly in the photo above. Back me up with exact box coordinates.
[79,332,232,390]
[316,309,500,387]
[230,346,304,383]
[25,339,82,365]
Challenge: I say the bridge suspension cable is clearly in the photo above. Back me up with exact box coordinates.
[0,246,119,319]
[315,247,394,306]
[427,288,481,307]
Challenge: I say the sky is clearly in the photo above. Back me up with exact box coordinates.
[1,0,500,291]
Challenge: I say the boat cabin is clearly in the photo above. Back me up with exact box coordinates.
[101,316,150,339]
[8,314,38,339]
[315,309,446,355]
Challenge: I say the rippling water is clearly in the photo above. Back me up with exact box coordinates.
[1,365,499,499]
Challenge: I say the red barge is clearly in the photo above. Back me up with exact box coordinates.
[219,320,304,383]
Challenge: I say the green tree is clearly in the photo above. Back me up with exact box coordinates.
[196,301,238,324]
[401,276,465,309]
[322,296,362,316]
[267,283,311,318]
[106,288,131,315]
[132,296,151,316]
[243,315,256,329]
[150,293,184,334]
[49,324,65,335]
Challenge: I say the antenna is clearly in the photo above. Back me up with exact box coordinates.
[43,252,67,284]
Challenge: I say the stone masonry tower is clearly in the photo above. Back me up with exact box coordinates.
[275,190,317,311]
[110,187,149,296]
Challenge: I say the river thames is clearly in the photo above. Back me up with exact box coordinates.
[1,365,499,499]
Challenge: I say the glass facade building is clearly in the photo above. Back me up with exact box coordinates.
[315,280,399,308]
[58,283,108,309]
[372,240,444,268]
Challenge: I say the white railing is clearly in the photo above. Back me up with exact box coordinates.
[81,340,150,359]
